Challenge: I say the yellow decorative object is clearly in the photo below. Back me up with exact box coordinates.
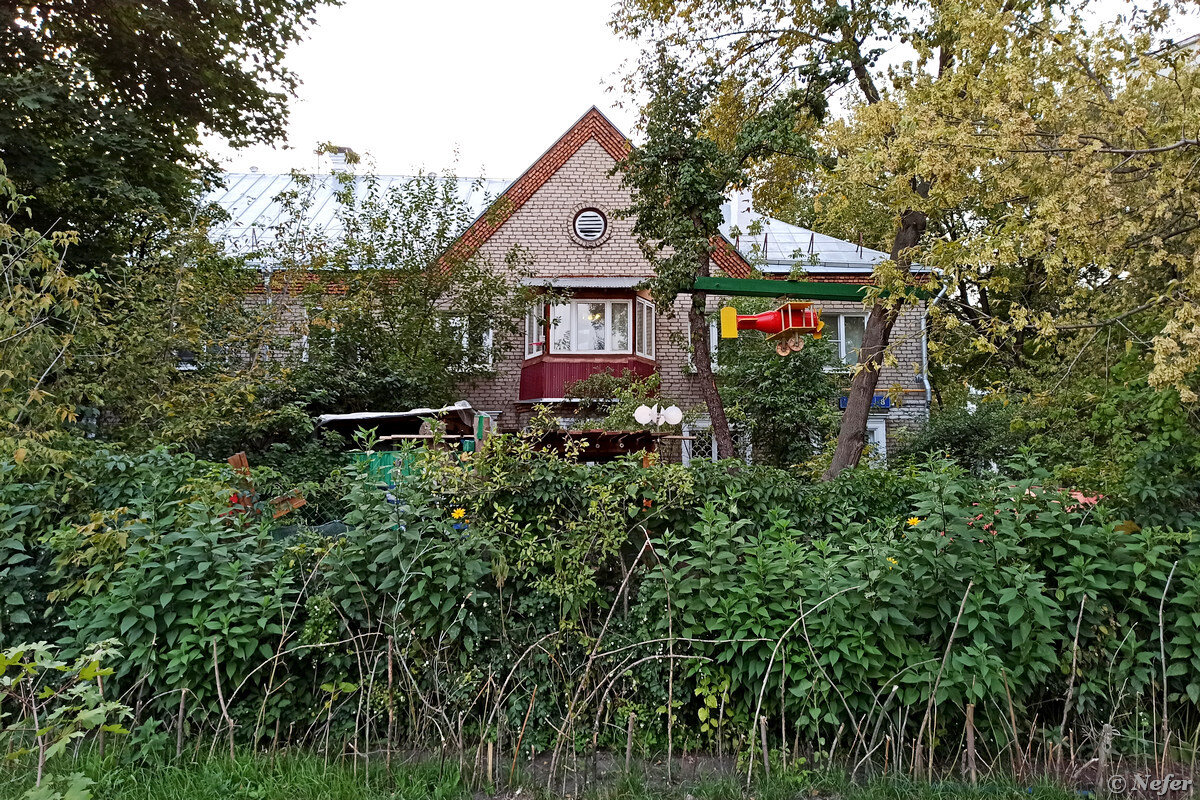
[720,306,739,339]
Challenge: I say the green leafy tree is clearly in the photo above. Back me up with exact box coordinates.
[265,168,535,416]
[0,164,90,438]
[0,0,338,269]
[618,48,826,458]
[713,298,842,466]
[616,0,1200,478]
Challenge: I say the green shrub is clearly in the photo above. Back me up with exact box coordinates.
[893,399,1020,475]
[2,435,1198,764]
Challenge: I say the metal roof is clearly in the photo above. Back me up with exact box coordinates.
[719,191,927,272]
[204,172,511,256]
[520,276,646,288]
[205,173,917,272]
[316,401,475,427]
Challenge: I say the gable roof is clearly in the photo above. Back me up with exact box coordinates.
[444,106,754,278]
[445,106,630,263]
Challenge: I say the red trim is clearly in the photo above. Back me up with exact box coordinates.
[444,108,632,265]
[519,356,655,401]
[441,107,755,280]
[710,236,752,279]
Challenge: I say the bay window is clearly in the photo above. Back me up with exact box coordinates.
[548,300,632,354]
[635,297,655,358]
[525,306,545,358]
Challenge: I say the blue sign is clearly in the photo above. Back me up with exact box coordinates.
[839,395,892,410]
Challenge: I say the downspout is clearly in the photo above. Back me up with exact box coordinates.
[921,271,948,411]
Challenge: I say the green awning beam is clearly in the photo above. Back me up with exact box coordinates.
[691,276,930,302]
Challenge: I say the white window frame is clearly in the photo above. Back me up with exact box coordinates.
[681,419,752,465]
[635,297,656,359]
[548,299,633,355]
[864,417,888,462]
[685,317,721,373]
[826,313,868,367]
[447,315,494,370]
[525,306,545,359]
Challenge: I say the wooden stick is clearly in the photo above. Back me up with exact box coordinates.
[97,674,106,761]
[510,686,537,784]
[176,688,186,758]
[625,711,635,773]
[1098,723,1114,798]
[916,580,973,779]
[212,641,236,759]
[1002,669,1021,778]
[1160,561,1178,766]
[966,703,978,785]
[760,715,771,779]
[1061,594,1088,735]
[386,636,395,775]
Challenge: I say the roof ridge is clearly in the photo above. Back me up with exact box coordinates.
[443,107,632,264]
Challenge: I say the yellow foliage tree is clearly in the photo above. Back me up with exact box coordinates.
[615,0,1200,474]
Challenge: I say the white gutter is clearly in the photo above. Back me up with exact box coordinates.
[922,274,949,410]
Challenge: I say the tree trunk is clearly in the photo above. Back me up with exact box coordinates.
[690,289,736,459]
[822,207,927,480]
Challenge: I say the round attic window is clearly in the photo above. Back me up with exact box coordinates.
[573,209,607,241]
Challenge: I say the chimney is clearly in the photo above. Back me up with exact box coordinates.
[328,145,358,172]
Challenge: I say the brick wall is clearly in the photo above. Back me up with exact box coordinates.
[240,113,930,460]
[457,133,930,455]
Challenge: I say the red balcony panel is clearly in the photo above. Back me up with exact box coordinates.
[520,356,654,401]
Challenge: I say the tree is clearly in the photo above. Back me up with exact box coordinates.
[619,48,825,458]
[714,297,842,466]
[0,0,338,268]
[265,168,535,418]
[613,0,943,477]
[615,0,1200,477]
[0,161,90,438]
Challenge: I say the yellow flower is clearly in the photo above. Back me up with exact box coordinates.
[887,556,899,570]
[906,516,921,527]
[451,508,466,520]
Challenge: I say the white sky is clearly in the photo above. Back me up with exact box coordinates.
[208,0,1198,180]
[208,0,641,180]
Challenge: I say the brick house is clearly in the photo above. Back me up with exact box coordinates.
[207,107,930,462]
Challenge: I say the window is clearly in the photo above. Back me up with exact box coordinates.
[681,420,752,464]
[827,314,867,366]
[865,417,888,462]
[549,300,632,354]
[447,315,494,370]
[635,298,655,359]
[686,317,721,372]
[525,306,545,358]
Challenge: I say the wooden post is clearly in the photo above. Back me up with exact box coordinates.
[965,704,978,785]
[625,712,635,773]
[759,715,771,779]
[1098,723,1114,798]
